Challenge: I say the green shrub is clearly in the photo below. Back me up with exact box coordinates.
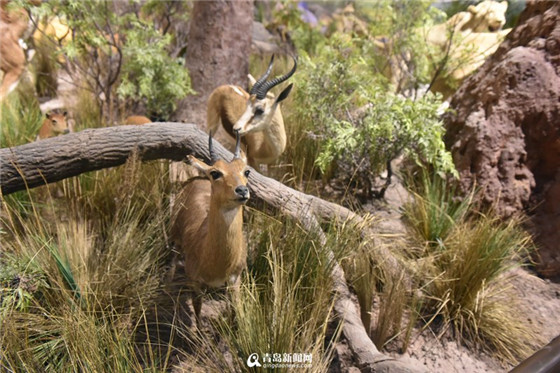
[31,0,193,122]
[117,19,194,120]
[291,40,455,197]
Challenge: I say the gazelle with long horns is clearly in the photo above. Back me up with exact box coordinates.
[170,132,250,323]
[206,55,297,168]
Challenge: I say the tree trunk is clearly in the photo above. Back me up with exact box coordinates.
[172,0,253,127]
[170,0,252,182]
[0,123,423,372]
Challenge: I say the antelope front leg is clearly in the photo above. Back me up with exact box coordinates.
[226,275,242,324]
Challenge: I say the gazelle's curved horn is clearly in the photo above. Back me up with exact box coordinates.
[250,55,275,96]
[233,130,241,160]
[208,131,218,164]
[255,55,297,99]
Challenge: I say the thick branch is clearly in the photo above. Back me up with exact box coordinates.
[0,123,422,372]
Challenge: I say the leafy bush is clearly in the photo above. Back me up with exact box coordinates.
[117,19,194,120]
[30,0,193,122]
[291,37,456,198]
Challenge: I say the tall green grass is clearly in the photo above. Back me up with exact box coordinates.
[403,171,472,247]
[402,172,541,363]
[0,156,173,372]
[1,89,43,148]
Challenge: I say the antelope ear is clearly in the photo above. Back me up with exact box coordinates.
[248,74,257,89]
[276,83,293,104]
[185,155,211,172]
[63,111,68,117]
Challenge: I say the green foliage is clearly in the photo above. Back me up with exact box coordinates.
[291,39,456,196]
[0,90,43,147]
[117,18,194,120]
[32,0,193,121]
[275,0,456,193]
[359,0,446,90]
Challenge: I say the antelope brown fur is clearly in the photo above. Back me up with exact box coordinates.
[124,115,152,125]
[170,133,250,322]
[206,55,297,168]
[37,111,70,140]
[0,0,41,98]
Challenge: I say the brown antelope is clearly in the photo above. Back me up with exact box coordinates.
[206,55,297,168]
[36,111,70,140]
[124,115,152,125]
[0,0,42,98]
[170,132,250,323]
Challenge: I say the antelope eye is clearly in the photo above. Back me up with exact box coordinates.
[254,107,264,116]
[210,170,223,180]
[52,120,57,124]
[244,169,251,177]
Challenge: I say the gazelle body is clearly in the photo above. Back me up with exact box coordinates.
[37,111,70,140]
[206,55,296,168]
[170,134,250,322]
[124,115,152,125]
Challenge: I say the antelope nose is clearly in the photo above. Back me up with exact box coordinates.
[63,129,70,134]
[235,185,249,200]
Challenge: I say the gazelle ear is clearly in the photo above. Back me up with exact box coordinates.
[275,83,293,104]
[186,155,211,173]
[248,74,257,89]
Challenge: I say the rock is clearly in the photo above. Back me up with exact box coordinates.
[444,1,560,277]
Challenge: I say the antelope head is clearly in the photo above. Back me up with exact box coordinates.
[233,55,297,136]
[186,132,250,208]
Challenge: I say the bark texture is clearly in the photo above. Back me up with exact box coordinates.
[172,0,253,127]
[0,123,423,372]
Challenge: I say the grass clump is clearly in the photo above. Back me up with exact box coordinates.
[0,157,173,372]
[403,171,472,245]
[402,173,541,363]
[0,90,43,148]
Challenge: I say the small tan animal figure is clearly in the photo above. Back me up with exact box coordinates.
[0,0,42,98]
[124,115,152,125]
[37,111,70,140]
[206,55,297,168]
[171,132,250,323]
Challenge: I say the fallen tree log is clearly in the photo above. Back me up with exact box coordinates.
[0,122,423,372]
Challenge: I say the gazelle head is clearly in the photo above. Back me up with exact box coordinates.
[187,132,250,209]
[46,111,70,135]
[233,55,297,135]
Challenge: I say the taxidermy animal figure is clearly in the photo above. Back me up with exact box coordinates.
[170,131,250,323]
[206,55,297,168]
